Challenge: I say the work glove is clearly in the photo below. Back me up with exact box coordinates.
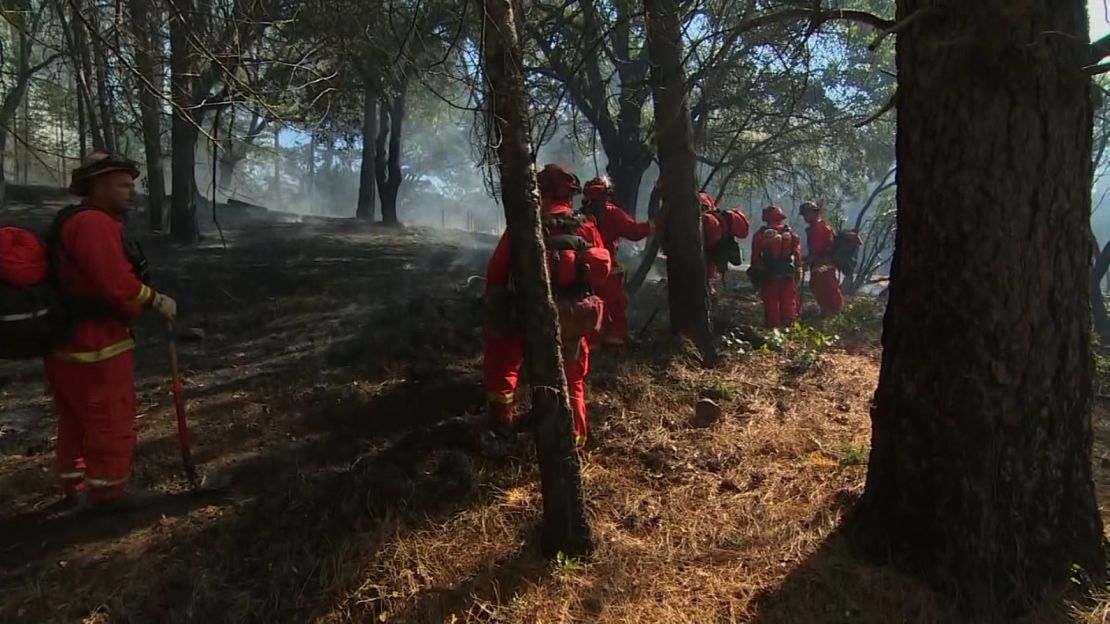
[152,293,177,321]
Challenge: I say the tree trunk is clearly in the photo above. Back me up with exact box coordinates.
[129,0,166,232]
[854,0,1104,618]
[643,0,715,365]
[268,126,279,194]
[0,132,9,208]
[168,3,198,242]
[69,1,104,152]
[356,61,379,219]
[91,26,117,154]
[608,157,649,218]
[74,76,87,156]
[480,0,592,558]
[380,77,408,226]
[374,102,388,198]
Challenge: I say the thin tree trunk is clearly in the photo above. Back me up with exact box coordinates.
[91,27,117,154]
[356,61,378,219]
[644,0,715,365]
[69,1,104,151]
[854,0,1104,618]
[479,0,592,558]
[168,1,198,242]
[74,77,87,156]
[380,77,408,226]
[374,102,388,197]
[608,158,649,217]
[129,0,166,231]
[272,125,280,196]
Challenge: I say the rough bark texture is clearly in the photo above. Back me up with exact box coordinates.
[169,2,198,242]
[855,0,1104,618]
[356,61,379,220]
[129,0,166,231]
[644,0,715,365]
[480,0,591,557]
[378,76,408,226]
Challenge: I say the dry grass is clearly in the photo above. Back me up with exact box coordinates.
[1,221,1108,623]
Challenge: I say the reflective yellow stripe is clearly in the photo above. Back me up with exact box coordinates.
[86,475,129,488]
[53,338,136,363]
[57,471,85,480]
[128,284,153,306]
[487,392,514,405]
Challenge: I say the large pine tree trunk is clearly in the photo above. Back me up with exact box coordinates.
[855,0,1104,618]
[480,0,592,557]
[643,0,715,364]
[356,61,378,219]
[168,2,198,242]
[129,0,166,232]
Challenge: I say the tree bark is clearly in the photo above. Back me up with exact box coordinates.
[480,0,592,558]
[356,61,379,219]
[644,0,715,365]
[129,0,166,231]
[608,157,650,218]
[68,1,105,152]
[380,76,408,226]
[169,1,198,242]
[91,22,117,154]
[854,0,1104,618]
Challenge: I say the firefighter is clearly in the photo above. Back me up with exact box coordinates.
[580,176,652,346]
[748,204,802,328]
[46,152,177,513]
[800,201,844,316]
[654,186,741,298]
[483,164,610,445]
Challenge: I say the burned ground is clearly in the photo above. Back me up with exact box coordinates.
[0,211,1106,623]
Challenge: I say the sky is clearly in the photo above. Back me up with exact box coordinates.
[1094,0,1110,39]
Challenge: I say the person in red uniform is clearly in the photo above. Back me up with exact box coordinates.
[749,204,802,328]
[580,176,652,346]
[654,187,737,298]
[800,201,844,317]
[483,164,610,445]
[47,152,177,513]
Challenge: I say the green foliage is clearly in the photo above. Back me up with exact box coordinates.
[755,323,839,374]
[556,550,582,575]
[700,379,734,402]
[825,298,885,342]
[838,444,869,467]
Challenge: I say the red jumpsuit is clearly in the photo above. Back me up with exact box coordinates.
[483,198,608,439]
[751,222,801,328]
[46,208,156,500]
[589,201,651,343]
[806,219,844,316]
